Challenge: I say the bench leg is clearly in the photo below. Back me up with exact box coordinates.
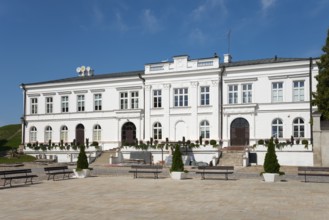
[225,173,228,180]
[201,173,205,180]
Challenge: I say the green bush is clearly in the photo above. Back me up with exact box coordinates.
[302,139,309,149]
[76,146,89,171]
[263,137,280,173]
[257,139,264,145]
[170,145,184,172]
[210,139,217,146]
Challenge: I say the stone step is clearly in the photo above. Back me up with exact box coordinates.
[92,150,117,165]
[219,151,244,166]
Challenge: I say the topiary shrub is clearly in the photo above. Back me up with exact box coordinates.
[258,139,264,145]
[263,137,280,173]
[302,139,309,149]
[76,145,89,171]
[210,139,217,146]
[170,145,184,172]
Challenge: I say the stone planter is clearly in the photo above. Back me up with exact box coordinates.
[73,169,91,178]
[170,171,188,180]
[262,173,280,182]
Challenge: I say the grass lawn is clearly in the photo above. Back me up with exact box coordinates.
[0,155,36,164]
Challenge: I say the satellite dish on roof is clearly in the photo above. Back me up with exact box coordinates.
[80,66,86,72]
[86,66,91,72]
[76,67,81,73]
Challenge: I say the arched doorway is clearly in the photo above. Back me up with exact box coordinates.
[76,124,85,146]
[122,122,136,145]
[230,118,249,146]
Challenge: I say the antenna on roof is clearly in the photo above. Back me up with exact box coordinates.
[227,29,231,54]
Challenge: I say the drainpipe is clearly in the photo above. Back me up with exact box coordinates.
[138,73,146,140]
[20,83,27,145]
[220,66,226,145]
[309,57,313,145]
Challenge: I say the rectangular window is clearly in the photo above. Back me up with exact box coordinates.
[228,85,238,104]
[131,91,139,109]
[45,97,53,114]
[200,86,210,106]
[61,96,69,113]
[153,90,162,108]
[242,84,252,103]
[272,82,283,102]
[77,95,85,112]
[293,81,304,102]
[120,92,128,109]
[94,94,102,111]
[30,98,38,114]
[174,88,188,107]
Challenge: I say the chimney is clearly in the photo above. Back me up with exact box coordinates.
[223,54,232,63]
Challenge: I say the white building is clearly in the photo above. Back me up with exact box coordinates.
[21,54,318,165]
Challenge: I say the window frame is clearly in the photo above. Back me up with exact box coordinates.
[77,95,85,112]
[45,97,53,114]
[200,86,210,106]
[30,98,38,114]
[272,82,283,103]
[293,81,305,102]
[153,89,162,108]
[94,94,102,111]
[61,96,69,113]
[272,118,283,138]
[153,122,162,140]
[242,84,252,104]
[130,91,139,109]
[174,88,188,107]
[44,126,52,142]
[293,118,305,138]
[29,126,37,143]
[120,92,128,110]
[60,126,68,143]
[228,85,238,104]
[93,124,102,141]
[200,120,210,139]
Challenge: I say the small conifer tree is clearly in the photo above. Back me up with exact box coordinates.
[263,137,280,173]
[170,145,184,172]
[312,29,329,120]
[76,145,89,171]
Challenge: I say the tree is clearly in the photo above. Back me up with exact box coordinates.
[263,137,280,173]
[170,145,184,172]
[312,29,329,120]
[76,145,89,171]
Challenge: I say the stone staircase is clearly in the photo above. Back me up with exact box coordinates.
[91,149,117,165]
[218,147,246,166]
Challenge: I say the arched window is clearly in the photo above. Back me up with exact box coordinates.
[153,122,162,140]
[93,124,102,141]
[293,118,304,138]
[29,126,37,143]
[60,126,68,143]
[45,126,52,142]
[200,120,210,139]
[272,119,283,138]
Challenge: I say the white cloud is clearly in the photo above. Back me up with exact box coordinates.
[140,9,161,33]
[191,0,228,21]
[92,4,105,25]
[188,28,207,45]
[114,12,129,32]
[260,0,276,16]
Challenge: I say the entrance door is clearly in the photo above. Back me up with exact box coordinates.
[122,122,136,145]
[76,124,85,146]
[230,118,249,146]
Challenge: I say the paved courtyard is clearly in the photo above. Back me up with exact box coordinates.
[1,166,329,220]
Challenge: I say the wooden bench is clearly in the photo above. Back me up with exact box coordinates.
[196,166,234,180]
[298,166,329,182]
[128,165,162,179]
[0,169,38,187]
[44,166,74,181]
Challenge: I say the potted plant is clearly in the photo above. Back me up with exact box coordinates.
[73,145,91,178]
[170,145,187,180]
[262,137,283,182]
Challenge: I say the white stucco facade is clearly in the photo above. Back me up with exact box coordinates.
[21,54,319,165]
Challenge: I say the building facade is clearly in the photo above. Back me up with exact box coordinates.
[21,54,318,155]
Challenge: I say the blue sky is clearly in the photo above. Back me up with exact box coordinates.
[0,0,329,126]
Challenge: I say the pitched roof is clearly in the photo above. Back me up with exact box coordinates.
[24,70,144,86]
[23,57,313,86]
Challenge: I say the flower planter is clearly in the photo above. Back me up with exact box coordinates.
[73,169,91,178]
[170,171,188,180]
[262,173,280,182]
